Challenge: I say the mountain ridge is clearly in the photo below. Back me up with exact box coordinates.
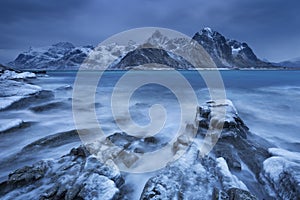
[8,28,279,70]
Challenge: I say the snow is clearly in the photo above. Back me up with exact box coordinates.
[77,173,118,200]
[262,148,300,198]
[268,148,300,162]
[0,70,36,80]
[263,156,290,182]
[0,119,24,133]
[263,148,300,182]
[0,80,42,110]
[216,157,248,191]
[231,46,244,55]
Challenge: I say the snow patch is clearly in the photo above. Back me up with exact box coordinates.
[0,70,36,80]
[216,157,248,191]
[0,119,24,133]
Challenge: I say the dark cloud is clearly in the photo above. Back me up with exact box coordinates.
[0,0,299,62]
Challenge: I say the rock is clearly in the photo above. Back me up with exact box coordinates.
[0,146,123,200]
[192,27,275,68]
[0,119,29,134]
[107,132,166,153]
[0,79,54,111]
[227,188,257,200]
[9,42,94,70]
[29,101,68,112]
[113,48,193,70]
[140,100,269,199]
[262,148,300,199]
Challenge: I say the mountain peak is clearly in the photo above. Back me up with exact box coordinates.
[199,27,219,38]
[146,30,169,46]
[52,42,75,49]
[192,27,272,68]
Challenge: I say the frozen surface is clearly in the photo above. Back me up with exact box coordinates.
[0,70,36,80]
[216,157,248,191]
[0,119,24,133]
[262,148,300,199]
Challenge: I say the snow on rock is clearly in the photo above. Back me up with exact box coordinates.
[262,148,300,199]
[0,80,45,110]
[9,42,94,70]
[0,70,36,80]
[216,157,248,191]
[140,143,219,200]
[0,146,123,200]
[0,119,24,133]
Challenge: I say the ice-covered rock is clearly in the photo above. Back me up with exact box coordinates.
[0,146,124,200]
[262,148,300,199]
[0,79,53,111]
[0,70,36,80]
[216,157,248,191]
[140,100,274,199]
[0,119,25,133]
[0,80,40,110]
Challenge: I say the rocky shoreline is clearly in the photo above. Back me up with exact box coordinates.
[0,95,299,199]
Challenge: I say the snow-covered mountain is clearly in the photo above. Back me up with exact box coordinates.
[9,42,93,70]
[192,27,274,68]
[9,28,277,70]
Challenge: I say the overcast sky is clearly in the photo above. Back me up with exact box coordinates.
[0,0,299,63]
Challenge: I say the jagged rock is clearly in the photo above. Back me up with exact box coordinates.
[192,27,275,68]
[9,42,93,70]
[140,100,271,199]
[107,132,166,154]
[0,146,123,200]
[9,28,277,70]
[227,188,257,200]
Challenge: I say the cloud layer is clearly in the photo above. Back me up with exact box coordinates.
[0,0,299,62]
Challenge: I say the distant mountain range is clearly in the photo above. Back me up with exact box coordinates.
[276,57,300,68]
[8,27,284,70]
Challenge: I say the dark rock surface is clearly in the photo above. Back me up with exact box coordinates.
[192,27,275,68]
[113,48,193,70]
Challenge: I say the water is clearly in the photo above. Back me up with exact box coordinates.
[0,70,299,192]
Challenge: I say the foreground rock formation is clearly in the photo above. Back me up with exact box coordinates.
[0,100,299,199]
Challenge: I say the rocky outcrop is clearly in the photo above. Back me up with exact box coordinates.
[0,146,124,200]
[1,99,299,199]
[261,148,300,199]
[0,79,53,111]
[140,100,274,199]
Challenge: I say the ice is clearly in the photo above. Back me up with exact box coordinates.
[0,80,42,110]
[268,147,300,162]
[262,148,300,199]
[0,119,24,133]
[0,146,122,199]
[0,70,36,80]
[216,157,248,191]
